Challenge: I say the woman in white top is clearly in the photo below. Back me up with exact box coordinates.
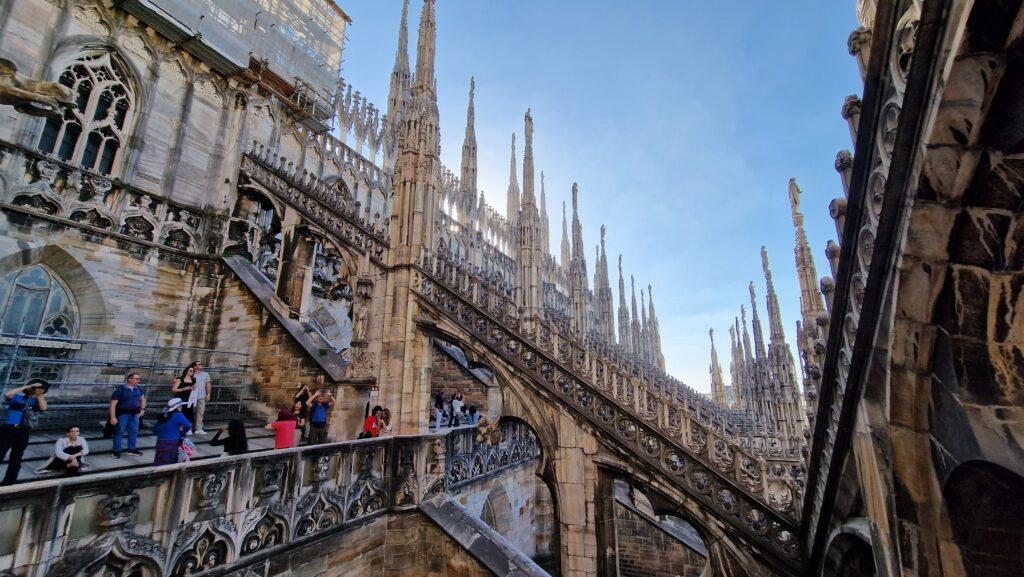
[36,426,89,476]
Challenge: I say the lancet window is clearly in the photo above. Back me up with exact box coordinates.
[38,51,135,175]
[0,265,77,337]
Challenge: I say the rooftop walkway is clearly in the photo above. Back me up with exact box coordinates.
[1,421,280,484]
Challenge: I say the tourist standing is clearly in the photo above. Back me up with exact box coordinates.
[379,407,393,436]
[466,405,480,426]
[36,426,89,476]
[359,406,382,438]
[307,390,334,445]
[448,392,464,427]
[152,398,191,465]
[293,384,311,441]
[191,361,211,435]
[1,379,49,485]
[210,419,249,456]
[432,392,445,429]
[171,366,196,433]
[109,373,146,459]
[266,408,298,449]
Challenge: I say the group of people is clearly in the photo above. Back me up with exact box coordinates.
[0,362,232,485]
[0,372,412,485]
[359,405,393,438]
[0,379,104,482]
[108,361,211,462]
[264,385,339,450]
[432,390,480,428]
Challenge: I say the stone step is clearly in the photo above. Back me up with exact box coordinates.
[0,422,308,486]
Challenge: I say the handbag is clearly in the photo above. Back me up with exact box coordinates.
[178,438,196,463]
[102,420,115,439]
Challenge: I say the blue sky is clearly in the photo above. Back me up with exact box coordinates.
[337,1,862,393]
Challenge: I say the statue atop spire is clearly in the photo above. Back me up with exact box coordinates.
[459,77,477,198]
[749,281,766,360]
[560,201,571,272]
[762,246,787,345]
[789,178,827,399]
[540,171,549,252]
[594,224,615,344]
[413,0,437,91]
[521,109,536,210]
[649,284,665,370]
[709,328,727,406]
[569,183,589,335]
[506,133,519,226]
[631,275,642,357]
[383,0,411,169]
[618,255,632,354]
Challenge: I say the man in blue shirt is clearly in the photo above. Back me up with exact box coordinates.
[109,373,146,458]
[307,389,334,445]
[1,379,49,485]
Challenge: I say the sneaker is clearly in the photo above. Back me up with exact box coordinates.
[195,429,207,435]
[186,430,193,436]
[111,452,121,459]
[125,450,143,457]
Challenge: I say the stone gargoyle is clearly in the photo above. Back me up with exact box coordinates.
[0,58,75,119]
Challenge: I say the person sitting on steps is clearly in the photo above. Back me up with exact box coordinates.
[35,426,89,477]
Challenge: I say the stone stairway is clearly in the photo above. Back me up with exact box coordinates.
[0,421,278,484]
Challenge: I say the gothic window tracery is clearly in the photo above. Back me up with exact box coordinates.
[0,265,79,386]
[0,265,77,337]
[38,51,136,176]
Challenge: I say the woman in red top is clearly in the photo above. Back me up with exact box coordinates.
[265,407,298,449]
[360,406,382,438]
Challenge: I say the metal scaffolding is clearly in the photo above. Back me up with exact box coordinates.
[0,333,255,428]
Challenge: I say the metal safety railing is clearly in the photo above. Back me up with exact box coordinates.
[0,333,255,428]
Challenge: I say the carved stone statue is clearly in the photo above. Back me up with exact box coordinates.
[0,58,75,119]
[353,301,369,342]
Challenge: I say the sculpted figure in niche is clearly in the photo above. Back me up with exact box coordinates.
[309,283,353,362]
[0,59,75,118]
[353,300,369,342]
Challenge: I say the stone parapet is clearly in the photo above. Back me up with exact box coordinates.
[410,267,804,572]
[0,420,543,577]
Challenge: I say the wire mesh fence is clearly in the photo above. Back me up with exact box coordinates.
[0,333,255,430]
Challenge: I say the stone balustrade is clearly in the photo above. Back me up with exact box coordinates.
[241,146,389,262]
[0,423,539,577]
[802,2,922,545]
[419,246,804,488]
[410,266,804,570]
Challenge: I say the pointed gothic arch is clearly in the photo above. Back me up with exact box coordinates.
[0,245,107,339]
[37,46,139,176]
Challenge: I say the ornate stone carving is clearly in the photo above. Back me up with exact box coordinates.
[171,530,230,577]
[240,514,286,556]
[99,493,140,529]
[195,471,229,519]
[295,493,342,536]
[474,417,502,446]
